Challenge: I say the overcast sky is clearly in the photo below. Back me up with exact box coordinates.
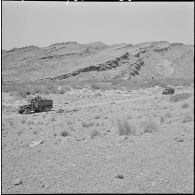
[2,2,194,50]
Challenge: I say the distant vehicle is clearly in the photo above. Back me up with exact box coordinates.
[162,87,175,95]
[18,96,53,114]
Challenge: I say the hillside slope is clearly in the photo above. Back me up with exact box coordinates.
[2,41,194,83]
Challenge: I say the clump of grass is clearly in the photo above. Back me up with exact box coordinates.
[181,103,190,109]
[33,130,38,134]
[90,129,101,139]
[91,83,101,90]
[165,113,172,118]
[60,130,69,137]
[82,121,94,128]
[140,115,158,133]
[67,121,73,125]
[95,93,102,96]
[96,122,100,127]
[51,117,55,122]
[9,121,14,126]
[182,113,193,123]
[57,86,65,94]
[160,116,164,123]
[94,115,100,119]
[117,116,136,136]
[21,118,26,124]
[28,120,34,125]
[169,92,192,103]
[56,109,64,113]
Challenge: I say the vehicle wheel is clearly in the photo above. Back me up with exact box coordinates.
[25,108,31,114]
[48,106,52,110]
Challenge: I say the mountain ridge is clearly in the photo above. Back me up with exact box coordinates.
[2,41,194,83]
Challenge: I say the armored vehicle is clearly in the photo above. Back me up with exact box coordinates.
[18,96,53,114]
[162,87,175,95]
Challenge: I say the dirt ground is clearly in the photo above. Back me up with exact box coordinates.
[2,85,194,193]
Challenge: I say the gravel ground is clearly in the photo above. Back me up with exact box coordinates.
[2,85,194,193]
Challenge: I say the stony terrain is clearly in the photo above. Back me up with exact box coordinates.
[2,41,194,193]
[2,84,194,193]
[2,41,194,83]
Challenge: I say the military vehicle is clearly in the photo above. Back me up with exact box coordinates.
[162,87,175,95]
[18,96,53,114]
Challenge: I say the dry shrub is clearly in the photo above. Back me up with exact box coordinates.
[140,115,158,133]
[117,116,136,136]
[57,86,64,94]
[160,116,164,123]
[91,83,101,90]
[51,117,55,122]
[56,109,64,113]
[181,103,190,109]
[182,112,193,123]
[94,115,100,119]
[67,120,73,125]
[21,118,26,124]
[60,130,69,137]
[170,93,192,103]
[33,130,38,134]
[165,113,172,118]
[90,130,101,139]
[82,121,94,128]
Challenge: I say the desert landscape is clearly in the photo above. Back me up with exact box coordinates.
[2,41,194,193]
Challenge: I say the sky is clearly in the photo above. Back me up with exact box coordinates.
[2,2,194,50]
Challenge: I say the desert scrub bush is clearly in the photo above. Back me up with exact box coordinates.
[117,116,136,136]
[94,115,100,119]
[91,83,101,90]
[165,113,172,118]
[21,118,26,124]
[169,92,192,103]
[28,120,34,125]
[51,117,55,122]
[90,129,101,139]
[60,130,69,137]
[181,103,190,109]
[67,120,73,125]
[57,86,64,94]
[182,112,193,123]
[82,121,94,128]
[160,116,164,123]
[140,115,158,133]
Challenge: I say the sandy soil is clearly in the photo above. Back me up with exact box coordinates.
[2,85,194,193]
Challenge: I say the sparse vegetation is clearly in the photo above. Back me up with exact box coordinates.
[117,116,136,136]
[67,121,73,125]
[181,103,190,109]
[51,117,55,122]
[170,93,192,103]
[91,83,101,90]
[94,115,100,119]
[160,116,164,123]
[165,113,172,118]
[28,120,34,125]
[140,116,158,133]
[56,109,64,113]
[82,121,94,128]
[60,130,69,137]
[21,118,26,124]
[90,129,101,139]
[33,130,38,134]
[182,113,193,123]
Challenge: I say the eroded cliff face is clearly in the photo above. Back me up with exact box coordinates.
[2,41,194,83]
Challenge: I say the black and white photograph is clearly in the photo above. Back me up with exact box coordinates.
[1,1,194,194]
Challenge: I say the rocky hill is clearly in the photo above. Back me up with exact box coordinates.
[2,41,194,83]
